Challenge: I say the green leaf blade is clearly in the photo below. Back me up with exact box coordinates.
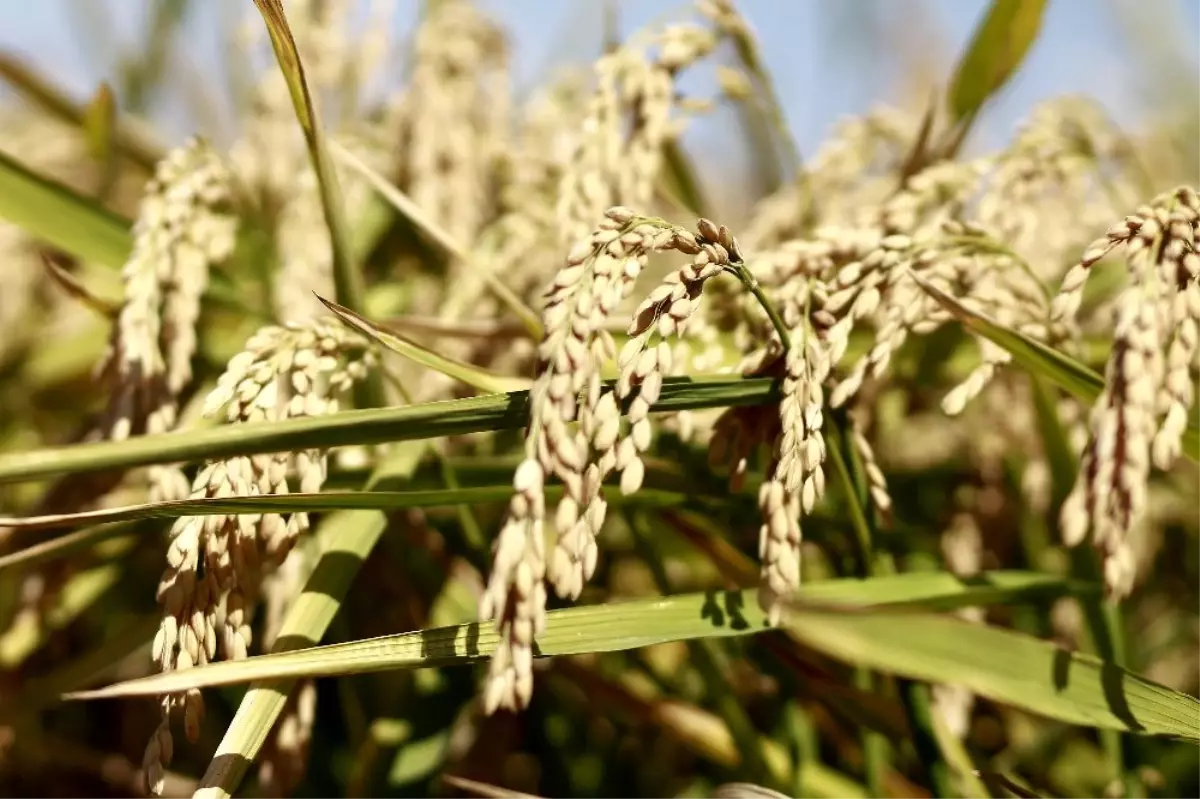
[318,295,530,394]
[0,377,781,485]
[253,0,360,313]
[68,571,1079,698]
[911,270,1200,462]
[0,149,132,268]
[948,0,1048,123]
[782,606,1200,740]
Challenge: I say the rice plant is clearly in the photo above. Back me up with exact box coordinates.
[0,1,1196,797]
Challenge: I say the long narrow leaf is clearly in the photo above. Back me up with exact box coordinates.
[253,0,363,314]
[911,270,1101,395]
[910,270,1200,461]
[70,571,1077,697]
[0,149,132,268]
[0,523,133,572]
[442,775,542,799]
[0,487,691,536]
[948,0,1047,123]
[782,606,1199,740]
[327,140,542,338]
[0,377,781,485]
[318,295,530,394]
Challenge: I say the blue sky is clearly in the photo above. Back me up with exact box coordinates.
[0,0,1196,156]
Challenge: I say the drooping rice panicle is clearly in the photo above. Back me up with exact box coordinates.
[97,138,238,503]
[849,410,892,524]
[756,313,830,623]
[555,21,717,248]
[978,96,1140,268]
[1058,186,1198,598]
[144,319,374,795]
[481,209,757,713]
[480,208,676,712]
[407,0,509,249]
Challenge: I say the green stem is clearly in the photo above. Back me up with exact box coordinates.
[1031,373,1139,796]
[783,702,818,799]
[627,510,774,790]
[1071,545,1139,797]
[253,0,385,410]
[825,429,890,797]
[826,416,961,799]
[632,212,793,351]
[730,262,792,351]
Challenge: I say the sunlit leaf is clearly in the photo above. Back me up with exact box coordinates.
[910,270,1200,461]
[782,606,1199,740]
[0,149,131,268]
[948,0,1047,123]
[69,571,1079,697]
[0,377,781,485]
[318,295,530,394]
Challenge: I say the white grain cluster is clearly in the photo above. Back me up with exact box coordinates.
[821,220,1044,413]
[1059,187,1199,598]
[480,209,728,714]
[408,0,509,247]
[700,244,840,622]
[757,320,830,623]
[849,412,892,523]
[979,97,1135,266]
[144,319,374,795]
[726,100,1132,427]
[97,138,237,506]
[556,22,717,247]
[100,139,237,442]
[203,320,376,563]
[702,237,851,497]
[615,217,740,491]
